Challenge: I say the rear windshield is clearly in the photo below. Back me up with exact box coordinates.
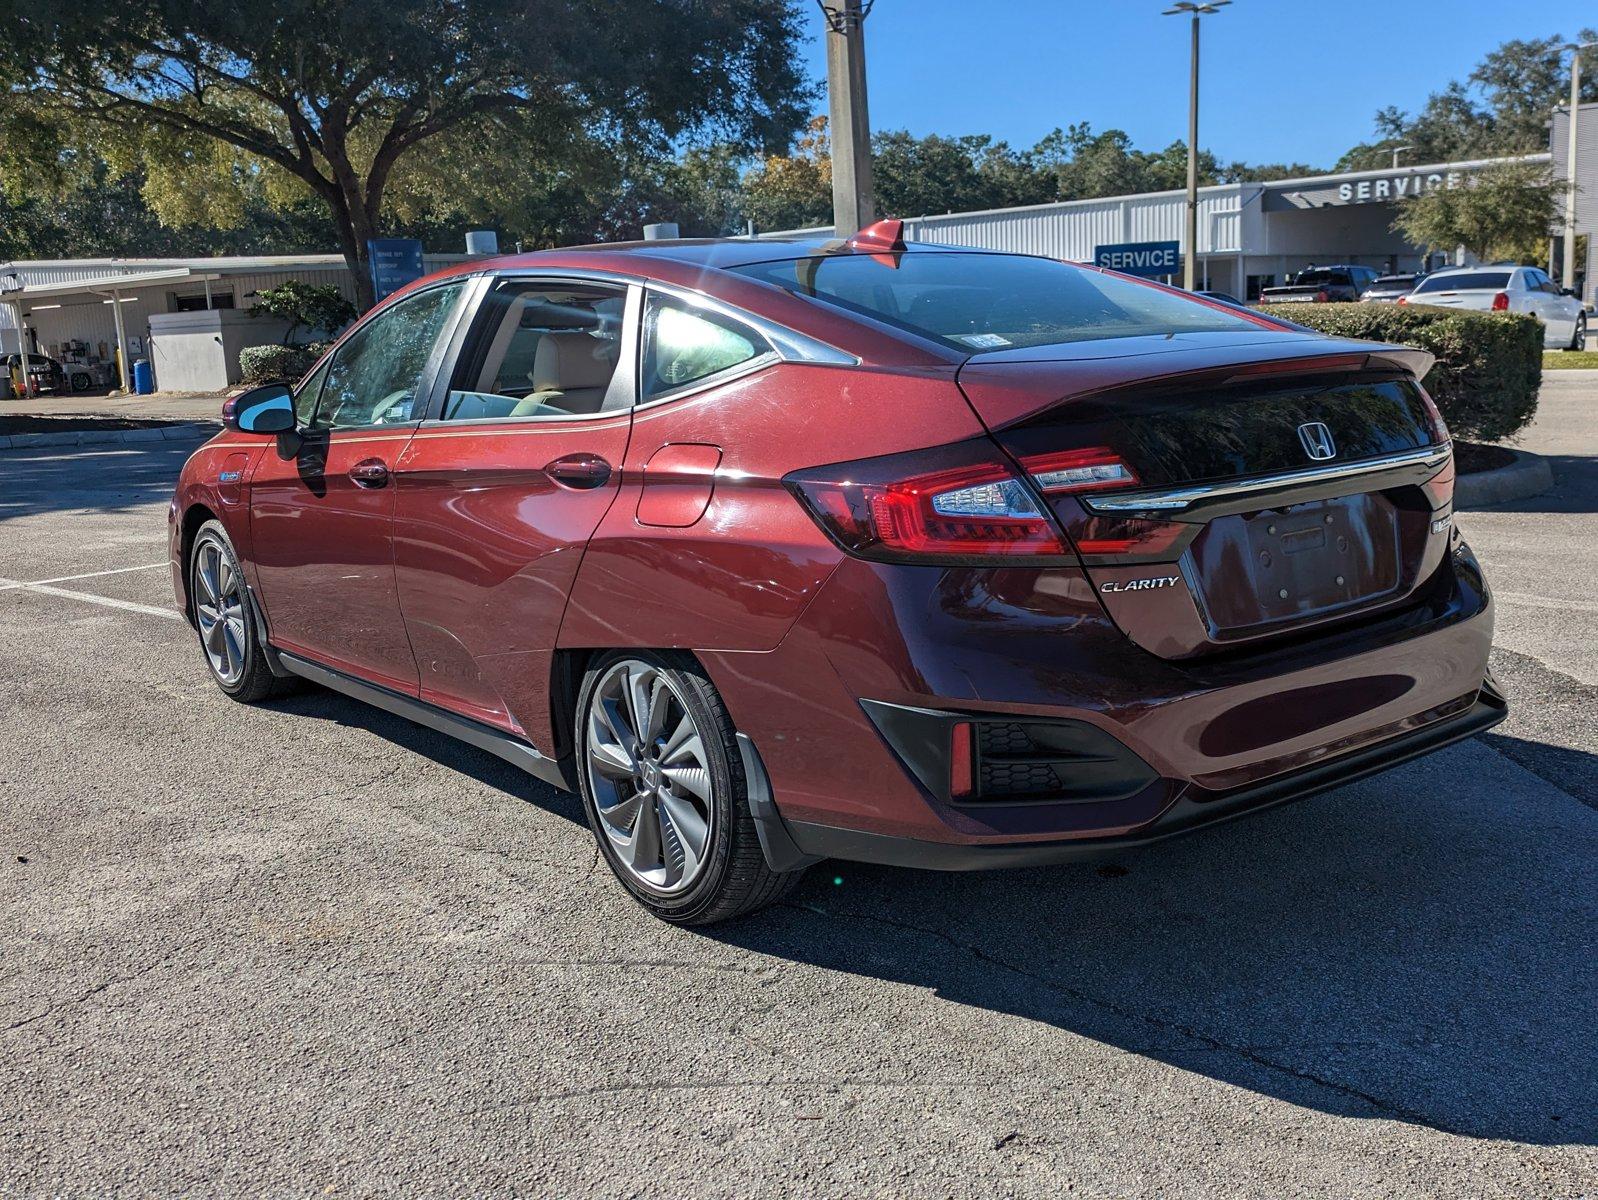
[1293,269,1353,286]
[1414,271,1511,293]
[729,252,1260,351]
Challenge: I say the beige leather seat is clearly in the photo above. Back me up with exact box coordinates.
[509,334,617,416]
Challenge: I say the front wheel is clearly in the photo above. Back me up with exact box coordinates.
[189,520,289,703]
[1571,313,1587,352]
[575,651,805,925]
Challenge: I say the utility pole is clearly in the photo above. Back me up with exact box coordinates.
[1561,44,1595,297]
[821,0,876,237]
[1164,2,1229,290]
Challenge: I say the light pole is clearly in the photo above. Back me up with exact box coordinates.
[819,0,876,237]
[1163,1,1229,290]
[1390,144,1414,169]
[1561,43,1595,298]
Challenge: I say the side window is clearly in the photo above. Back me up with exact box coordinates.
[641,293,773,400]
[293,356,331,426]
[309,283,465,430]
[443,280,628,420]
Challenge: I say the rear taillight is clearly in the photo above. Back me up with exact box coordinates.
[1315,289,1329,302]
[785,439,1070,563]
[1397,295,1409,305]
[1417,387,1451,445]
[1015,447,1188,560]
[1491,292,1509,311]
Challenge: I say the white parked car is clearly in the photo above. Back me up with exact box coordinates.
[1405,265,1587,349]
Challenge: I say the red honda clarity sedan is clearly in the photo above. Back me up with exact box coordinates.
[169,221,1503,924]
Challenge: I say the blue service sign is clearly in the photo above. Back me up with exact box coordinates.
[368,238,425,302]
[1094,240,1181,278]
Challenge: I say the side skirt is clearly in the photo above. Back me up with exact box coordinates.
[277,651,572,792]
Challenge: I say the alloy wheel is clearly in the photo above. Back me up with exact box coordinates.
[194,539,248,686]
[585,660,715,895]
[1576,316,1587,352]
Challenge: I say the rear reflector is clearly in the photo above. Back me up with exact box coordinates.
[949,721,974,799]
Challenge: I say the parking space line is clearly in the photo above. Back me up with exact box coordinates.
[0,577,183,621]
[0,562,169,591]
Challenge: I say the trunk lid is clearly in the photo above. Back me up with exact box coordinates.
[958,336,1454,660]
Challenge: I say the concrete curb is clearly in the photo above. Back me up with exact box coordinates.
[0,422,217,452]
[1455,448,1554,508]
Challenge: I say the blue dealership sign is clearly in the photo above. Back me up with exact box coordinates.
[1094,240,1182,278]
[368,238,425,302]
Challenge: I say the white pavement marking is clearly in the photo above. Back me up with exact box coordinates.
[0,562,169,591]
[0,577,183,621]
[1493,590,1598,615]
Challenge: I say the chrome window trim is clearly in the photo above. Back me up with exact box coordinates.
[1079,445,1452,513]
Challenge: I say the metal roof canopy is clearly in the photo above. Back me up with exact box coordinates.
[10,267,217,301]
[2,268,226,391]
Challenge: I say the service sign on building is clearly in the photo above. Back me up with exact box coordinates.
[1094,240,1181,279]
[368,239,425,303]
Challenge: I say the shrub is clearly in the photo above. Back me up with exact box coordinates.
[238,341,330,385]
[1255,302,1542,442]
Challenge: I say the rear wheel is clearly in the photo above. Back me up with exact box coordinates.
[69,371,92,392]
[576,651,804,925]
[189,520,288,703]
[1571,313,1587,352]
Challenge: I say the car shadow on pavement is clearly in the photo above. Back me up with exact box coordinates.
[715,743,1598,1148]
[263,684,588,827]
[0,440,210,523]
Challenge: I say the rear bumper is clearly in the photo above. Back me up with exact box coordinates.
[704,542,1498,860]
[786,685,1506,870]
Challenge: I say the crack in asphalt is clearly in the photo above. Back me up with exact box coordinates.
[4,857,248,1039]
[777,900,1458,1135]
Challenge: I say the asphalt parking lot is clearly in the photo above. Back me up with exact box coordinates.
[2,381,1595,1197]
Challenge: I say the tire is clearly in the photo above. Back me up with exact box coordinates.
[189,520,290,703]
[1571,314,1587,352]
[70,372,92,392]
[575,650,805,925]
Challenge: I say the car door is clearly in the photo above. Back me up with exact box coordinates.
[248,279,470,694]
[389,275,638,739]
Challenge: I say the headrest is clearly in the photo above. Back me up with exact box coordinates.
[532,334,615,392]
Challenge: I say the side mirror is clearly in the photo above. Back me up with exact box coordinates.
[225,384,295,434]
[1561,287,1578,298]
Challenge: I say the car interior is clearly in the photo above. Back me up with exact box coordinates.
[444,283,626,420]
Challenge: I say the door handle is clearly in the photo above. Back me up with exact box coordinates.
[545,453,612,490]
[349,458,390,488]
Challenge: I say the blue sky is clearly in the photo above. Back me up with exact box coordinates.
[796,1,1589,167]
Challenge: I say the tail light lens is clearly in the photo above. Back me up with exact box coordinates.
[1016,447,1189,560]
[1314,289,1329,302]
[785,439,1071,563]
[1397,295,1409,305]
[1491,292,1509,311]
[788,440,1191,566]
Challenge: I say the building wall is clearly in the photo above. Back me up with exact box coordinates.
[148,310,295,391]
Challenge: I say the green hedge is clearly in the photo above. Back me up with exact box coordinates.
[238,341,330,385]
[1255,302,1542,442]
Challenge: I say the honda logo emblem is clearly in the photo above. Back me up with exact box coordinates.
[1297,421,1337,461]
